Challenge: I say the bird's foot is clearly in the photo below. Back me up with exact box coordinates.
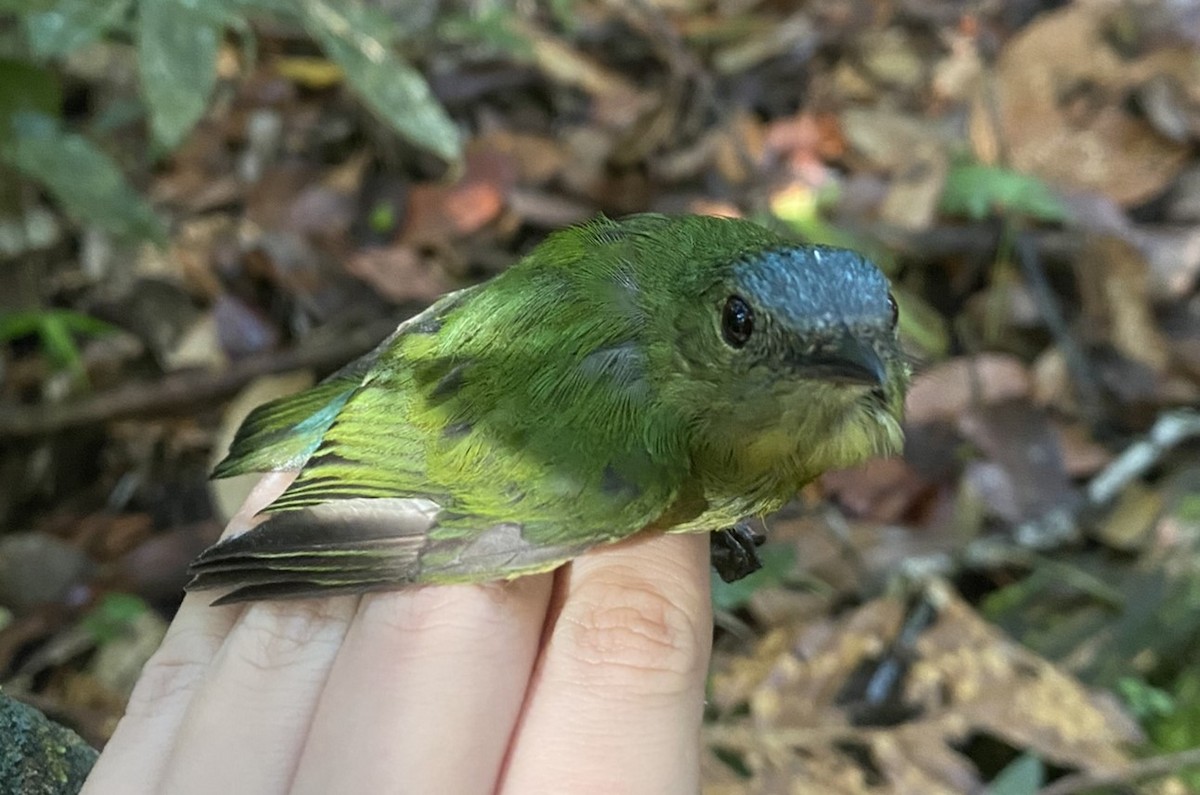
[710,521,766,583]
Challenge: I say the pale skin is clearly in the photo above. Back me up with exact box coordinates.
[82,471,713,794]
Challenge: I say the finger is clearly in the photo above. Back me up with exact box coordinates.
[82,472,296,795]
[157,594,359,795]
[290,573,554,795]
[500,532,712,795]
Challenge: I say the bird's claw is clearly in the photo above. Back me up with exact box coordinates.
[710,521,766,583]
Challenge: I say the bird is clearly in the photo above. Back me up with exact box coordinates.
[187,213,909,604]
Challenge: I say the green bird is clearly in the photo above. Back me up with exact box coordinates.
[188,214,909,604]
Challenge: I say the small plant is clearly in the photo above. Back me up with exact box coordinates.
[2,0,463,242]
[939,161,1067,223]
[0,308,120,383]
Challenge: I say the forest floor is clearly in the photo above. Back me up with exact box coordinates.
[2,1,1200,792]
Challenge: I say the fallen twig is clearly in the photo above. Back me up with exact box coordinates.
[1086,410,1200,505]
[860,222,1082,265]
[900,409,1200,575]
[1013,228,1104,425]
[0,318,398,438]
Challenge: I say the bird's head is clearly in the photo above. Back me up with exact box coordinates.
[665,233,910,482]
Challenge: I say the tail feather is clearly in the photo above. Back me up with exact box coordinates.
[186,496,593,603]
[187,556,425,604]
[187,497,439,603]
[206,579,417,604]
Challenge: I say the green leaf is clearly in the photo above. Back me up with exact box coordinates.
[0,312,41,341]
[3,111,165,242]
[38,312,86,377]
[368,199,396,234]
[1117,676,1175,720]
[0,309,120,378]
[1,0,56,11]
[81,593,149,644]
[940,162,1067,222]
[22,0,131,59]
[986,754,1043,795]
[211,0,308,17]
[136,0,222,149]
[711,543,796,612]
[439,6,532,58]
[304,0,461,162]
[0,309,117,342]
[1147,668,1200,763]
[0,58,60,128]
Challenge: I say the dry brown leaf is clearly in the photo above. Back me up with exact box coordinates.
[163,313,226,372]
[560,126,617,198]
[712,12,817,75]
[115,521,223,603]
[857,27,925,91]
[972,3,1189,205]
[1092,481,1164,551]
[1032,347,1075,412]
[958,399,1076,523]
[171,215,236,301]
[764,507,949,598]
[149,119,241,212]
[841,107,949,230]
[831,60,879,101]
[401,145,518,248]
[930,26,984,104]
[344,245,455,305]
[1053,420,1114,477]
[1075,235,1171,373]
[905,354,1032,425]
[504,17,655,129]
[705,586,1140,793]
[245,162,320,231]
[507,188,595,229]
[472,130,568,185]
[707,111,768,187]
[821,457,929,524]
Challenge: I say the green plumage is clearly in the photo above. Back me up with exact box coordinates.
[189,214,909,603]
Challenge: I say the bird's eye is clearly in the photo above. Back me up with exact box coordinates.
[721,295,754,348]
[887,293,899,328]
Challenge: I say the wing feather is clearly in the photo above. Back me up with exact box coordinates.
[192,230,694,601]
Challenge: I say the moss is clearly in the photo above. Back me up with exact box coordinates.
[0,692,98,794]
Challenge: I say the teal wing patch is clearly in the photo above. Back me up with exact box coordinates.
[212,379,358,478]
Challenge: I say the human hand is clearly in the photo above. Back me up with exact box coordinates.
[82,472,713,794]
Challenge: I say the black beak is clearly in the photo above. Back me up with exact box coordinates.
[795,336,887,387]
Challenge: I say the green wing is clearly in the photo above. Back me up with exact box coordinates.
[189,364,682,602]
[191,260,693,603]
[210,286,481,479]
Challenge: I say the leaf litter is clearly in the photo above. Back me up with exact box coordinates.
[1,1,1199,790]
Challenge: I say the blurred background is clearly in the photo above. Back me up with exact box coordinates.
[1,0,1199,792]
